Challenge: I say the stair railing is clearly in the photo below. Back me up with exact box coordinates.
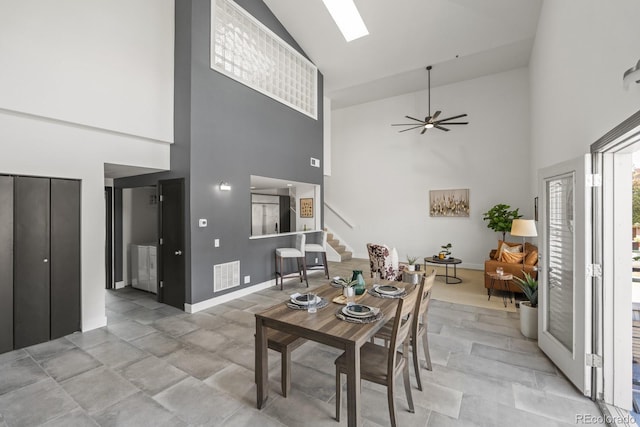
[324,200,355,229]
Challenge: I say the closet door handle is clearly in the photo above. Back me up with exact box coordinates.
[174,250,182,256]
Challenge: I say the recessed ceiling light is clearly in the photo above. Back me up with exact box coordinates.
[321,0,369,42]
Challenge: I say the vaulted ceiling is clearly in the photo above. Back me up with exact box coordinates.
[263,0,543,109]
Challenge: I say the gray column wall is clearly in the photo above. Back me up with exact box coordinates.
[116,0,324,305]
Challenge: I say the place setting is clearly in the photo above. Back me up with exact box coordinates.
[286,292,329,311]
[335,303,383,324]
[368,283,407,299]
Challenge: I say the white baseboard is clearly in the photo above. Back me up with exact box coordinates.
[82,315,107,332]
[114,281,125,289]
[185,279,277,313]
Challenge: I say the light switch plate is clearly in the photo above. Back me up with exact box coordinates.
[198,219,207,227]
[214,239,220,247]
[310,157,320,167]
[244,275,250,284]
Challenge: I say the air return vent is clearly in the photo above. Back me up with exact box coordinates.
[214,261,240,292]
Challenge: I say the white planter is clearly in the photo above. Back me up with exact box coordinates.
[343,286,355,306]
[407,264,415,271]
[519,301,538,339]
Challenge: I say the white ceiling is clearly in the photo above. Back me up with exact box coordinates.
[263,0,542,109]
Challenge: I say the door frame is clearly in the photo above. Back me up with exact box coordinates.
[104,186,113,289]
[591,109,640,408]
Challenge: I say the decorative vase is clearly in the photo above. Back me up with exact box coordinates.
[352,270,365,295]
[408,264,415,271]
[519,302,538,339]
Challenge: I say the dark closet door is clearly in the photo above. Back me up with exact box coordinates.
[14,176,50,349]
[0,176,14,353]
[159,179,185,310]
[50,179,80,339]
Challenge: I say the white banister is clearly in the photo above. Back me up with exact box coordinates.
[324,200,355,229]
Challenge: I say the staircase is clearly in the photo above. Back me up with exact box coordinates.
[326,231,352,262]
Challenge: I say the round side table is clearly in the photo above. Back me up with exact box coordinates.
[487,272,513,307]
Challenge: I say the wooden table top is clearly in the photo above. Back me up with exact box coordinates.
[255,280,415,348]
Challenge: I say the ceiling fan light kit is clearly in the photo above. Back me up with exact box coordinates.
[392,65,469,134]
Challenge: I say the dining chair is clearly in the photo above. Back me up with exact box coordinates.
[373,269,436,391]
[275,233,308,290]
[366,243,404,281]
[334,286,418,426]
[265,330,305,397]
[304,230,329,279]
[374,269,436,391]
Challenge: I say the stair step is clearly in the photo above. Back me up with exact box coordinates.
[334,245,346,253]
[328,239,340,246]
[340,251,352,261]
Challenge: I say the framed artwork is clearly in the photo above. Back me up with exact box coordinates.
[300,198,313,218]
[429,189,470,217]
[534,196,539,222]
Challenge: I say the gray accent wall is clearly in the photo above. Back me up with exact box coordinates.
[116,0,324,305]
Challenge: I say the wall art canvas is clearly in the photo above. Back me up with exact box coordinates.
[300,198,313,218]
[429,189,470,217]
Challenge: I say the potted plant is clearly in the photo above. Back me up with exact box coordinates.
[406,255,418,271]
[482,204,522,241]
[336,277,358,303]
[513,271,538,339]
[439,243,452,259]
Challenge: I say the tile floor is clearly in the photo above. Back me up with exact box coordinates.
[0,259,604,426]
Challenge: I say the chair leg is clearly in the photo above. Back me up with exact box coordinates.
[275,253,280,288]
[335,369,341,421]
[422,329,432,371]
[296,258,303,282]
[322,252,329,278]
[402,362,415,414]
[300,257,309,287]
[280,256,284,291]
[411,334,423,391]
[387,373,397,427]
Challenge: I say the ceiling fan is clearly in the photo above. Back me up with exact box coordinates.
[392,65,469,134]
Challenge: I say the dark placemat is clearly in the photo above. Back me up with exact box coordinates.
[368,287,407,299]
[335,307,383,324]
[286,297,330,310]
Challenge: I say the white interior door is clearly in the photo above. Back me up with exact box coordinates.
[538,155,592,396]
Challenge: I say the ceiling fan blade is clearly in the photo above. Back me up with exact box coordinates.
[420,127,427,135]
[435,125,450,132]
[405,115,425,123]
[431,111,441,120]
[438,113,467,122]
[436,122,468,125]
[392,123,424,126]
[399,125,426,132]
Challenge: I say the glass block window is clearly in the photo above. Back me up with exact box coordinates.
[211,0,318,119]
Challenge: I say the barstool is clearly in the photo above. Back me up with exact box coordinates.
[304,231,330,279]
[275,233,309,290]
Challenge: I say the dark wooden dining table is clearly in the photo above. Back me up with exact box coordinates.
[254,279,414,427]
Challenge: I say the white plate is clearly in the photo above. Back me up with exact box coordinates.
[290,294,321,306]
[374,285,402,295]
[342,305,373,318]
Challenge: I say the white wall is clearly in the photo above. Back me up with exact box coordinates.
[325,68,531,269]
[0,0,174,332]
[0,0,174,142]
[530,0,640,175]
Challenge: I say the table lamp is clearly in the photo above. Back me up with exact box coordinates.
[510,219,537,271]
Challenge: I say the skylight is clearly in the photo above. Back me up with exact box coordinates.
[321,0,369,42]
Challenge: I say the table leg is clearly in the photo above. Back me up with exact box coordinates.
[488,278,495,301]
[255,318,268,409]
[345,343,361,427]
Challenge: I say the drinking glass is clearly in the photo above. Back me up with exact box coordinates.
[496,267,504,276]
[307,293,317,313]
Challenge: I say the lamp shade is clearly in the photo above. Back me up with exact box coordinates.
[510,219,537,237]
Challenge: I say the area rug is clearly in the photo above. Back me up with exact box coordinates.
[428,267,519,313]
